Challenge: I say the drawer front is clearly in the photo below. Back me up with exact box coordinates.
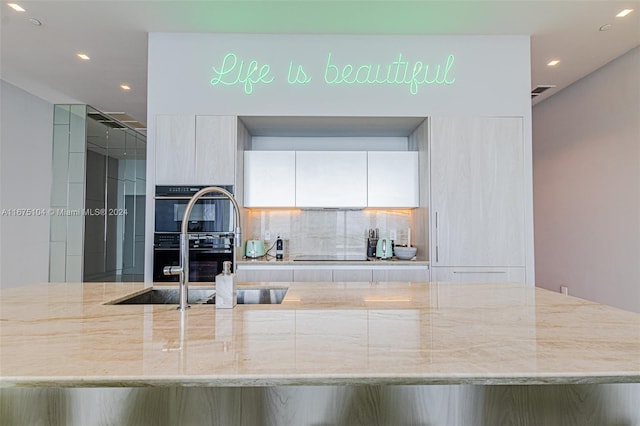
[293,269,333,282]
[372,268,430,282]
[332,269,373,282]
[236,268,293,282]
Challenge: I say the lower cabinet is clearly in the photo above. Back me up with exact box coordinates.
[332,269,373,282]
[430,267,525,284]
[236,265,430,283]
[372,268,430,282]
[293,269,333,282]
[235,268,293,282]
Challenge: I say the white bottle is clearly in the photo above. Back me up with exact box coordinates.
[215,261,236,309]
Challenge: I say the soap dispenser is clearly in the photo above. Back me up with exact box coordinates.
[215,261,236,309]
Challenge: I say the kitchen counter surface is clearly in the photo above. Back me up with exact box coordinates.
[1,281,638,388]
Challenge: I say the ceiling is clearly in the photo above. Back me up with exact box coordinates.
[1,1,638,130]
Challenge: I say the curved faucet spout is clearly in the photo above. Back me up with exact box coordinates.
[164,186,242,312]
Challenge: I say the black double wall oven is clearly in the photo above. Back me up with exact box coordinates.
[153,185,234,282]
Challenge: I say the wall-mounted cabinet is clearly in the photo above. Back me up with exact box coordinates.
[296,151,368,208]
[155,115,195,185]
[240,116,424,210]
[195,116,236,185]
[155,115,236,185]
[367,152,419,208]
[243,149,420,209]
[244,151,296,207]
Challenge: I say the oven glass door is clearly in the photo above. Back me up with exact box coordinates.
[153,248,233,282]
[155,198,231,233]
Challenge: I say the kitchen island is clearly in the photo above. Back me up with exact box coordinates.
[1,281,639,425]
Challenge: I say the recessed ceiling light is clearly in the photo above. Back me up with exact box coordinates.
[616,9,634,18]
[120,84,131,91]
[7,3,25,12]
[599,23,612,31]
[29,18,42,26]
[547,60,560,67]
[76,53,90,61]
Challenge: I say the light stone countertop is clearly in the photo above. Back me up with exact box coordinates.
[0,281,638,388]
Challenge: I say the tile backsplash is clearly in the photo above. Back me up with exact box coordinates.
[246,209,413,258]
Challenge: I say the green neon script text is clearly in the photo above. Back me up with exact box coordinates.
[324,53,456,94]
[210,53,274,94]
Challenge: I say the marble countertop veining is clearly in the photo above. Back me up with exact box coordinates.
[0,281,638,388]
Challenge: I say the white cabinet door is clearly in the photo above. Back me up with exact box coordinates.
[368,152,419,207]
[235,268,293,282]
[430,266,525,284]
[155,115,195,185]
[244,151,296,207]
[372,268,430,282]
[296,151,368,207]
[195,116,236,185]
[430,117,525,267]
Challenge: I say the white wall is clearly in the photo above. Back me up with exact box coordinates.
[147,34,531,117]
[533,47,640,313]
[0,80,53,289]
[146,33,534,283]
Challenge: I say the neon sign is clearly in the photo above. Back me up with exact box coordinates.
[210,53,274,94]
[324,53,455,95]
[210,52,456,95]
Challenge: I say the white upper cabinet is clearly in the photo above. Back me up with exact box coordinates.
[195,116,237,185]
[155,115,196,185]
[296,151,368,208]
[155,115,237,185]
[430,117,526,268]
[244,151,296,207]
[367,151,419,208]
[243,150,419,208]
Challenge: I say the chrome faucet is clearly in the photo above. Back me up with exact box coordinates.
[163,186,242,311]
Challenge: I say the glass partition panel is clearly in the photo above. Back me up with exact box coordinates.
[50,105,146,282]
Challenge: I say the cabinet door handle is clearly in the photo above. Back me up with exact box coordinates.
[452,271,506,274]
[435,211,439,263]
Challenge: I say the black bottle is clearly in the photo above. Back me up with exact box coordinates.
[276,236,284,260]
